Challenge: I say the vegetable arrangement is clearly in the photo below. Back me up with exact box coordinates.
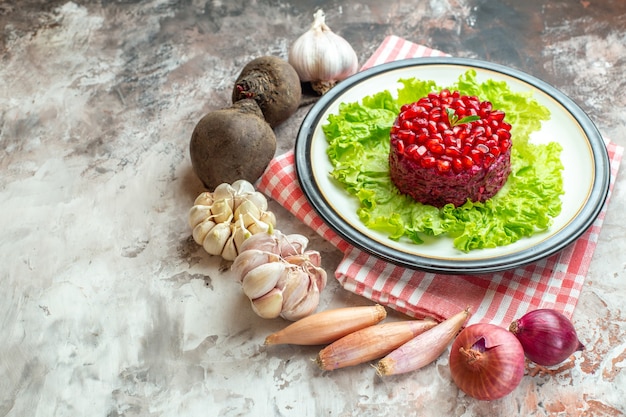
[265,305,584,401]
[184,10,587,405]
[188,50,332,320]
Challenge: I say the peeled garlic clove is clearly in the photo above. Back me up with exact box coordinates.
[232,222,252,254]
[251,289,283,319]
[246,219,271,235]
[234,200,262,228]
[231,249,281,280]
[188,205,213,228]
[221,232,239,261]
[192,217,217,245]
[212,182,236,203]
[241,262,286,299]
[242,191,269,212]
[288,9,358,95]
[259,210,276,227]
[210,199,234,224]
[231,179,256,197]
[202,222,231,256]
[194,191,214,207]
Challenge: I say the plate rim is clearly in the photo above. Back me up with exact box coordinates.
[294,56,610,274]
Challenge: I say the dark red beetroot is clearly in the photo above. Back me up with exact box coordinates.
[389,90,513,208]
[232,56,302,128]
[189,99,276,190]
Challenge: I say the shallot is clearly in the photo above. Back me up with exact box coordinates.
[317,319,438,371]
[375,307,471,376]
[264,305,387,346]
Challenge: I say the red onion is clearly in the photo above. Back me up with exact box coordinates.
[449,323,525,401]
[509,309,584,366]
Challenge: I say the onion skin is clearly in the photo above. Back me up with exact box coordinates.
[509,309,584,366]
[449,323,525,401]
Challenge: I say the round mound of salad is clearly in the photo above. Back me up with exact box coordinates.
[322,70,564,252]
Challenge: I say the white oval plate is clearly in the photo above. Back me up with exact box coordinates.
[295,57,610,274]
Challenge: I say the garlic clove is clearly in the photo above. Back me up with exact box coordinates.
[305,264,328,292]
[231,249,281,280]
[194,191,214,207]
[241,191,269,212]
[284,250,321,268]
[188,205,213,228]
[303,250,322,267]
[259,210,276,227]
[288,9,359,95]
[239,230,282,254]
[281,283,320,321]
[232,222,252,254]
[231,179,256,197]
[210,199,234,224]
[234,200,262,228]
[280,233,309,257]
[202,222,231,256]
[221,232,239,261]
[192,217,217,245]
[251,289,283,319]
[246,218,272,235]
[212,182,236,203]
[277,267,310,314]
[241,261,286,299]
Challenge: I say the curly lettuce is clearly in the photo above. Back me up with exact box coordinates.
[322,70,563,252]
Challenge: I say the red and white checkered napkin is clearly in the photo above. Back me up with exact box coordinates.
[258,36,624,327]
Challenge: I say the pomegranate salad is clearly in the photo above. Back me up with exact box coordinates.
[322,70,564,252]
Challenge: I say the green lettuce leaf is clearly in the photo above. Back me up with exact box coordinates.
[321,70,564,252]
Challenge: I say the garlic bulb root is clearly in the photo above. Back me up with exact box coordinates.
[188,180,276,261]
[288,9,358,95]
[232,230,327,321]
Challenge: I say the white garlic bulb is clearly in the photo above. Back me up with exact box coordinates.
[188,180,276,261]
[288,9,359,95]
[232,231,327,321]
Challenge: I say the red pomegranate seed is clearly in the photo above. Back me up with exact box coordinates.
[437,159,452,172]
[421,156,437,168]
[483,153,496,167]
[427,139,445,155]
[461,155,474,169]
[452,158,464,172]
[406,143,418,157]
[476,143,490,154]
